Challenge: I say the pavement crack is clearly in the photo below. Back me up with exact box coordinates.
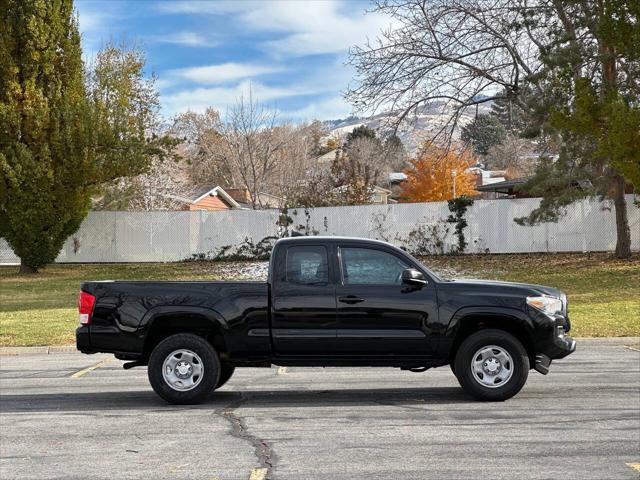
[217,394,275,480]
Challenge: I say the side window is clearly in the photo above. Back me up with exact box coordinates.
[341,247,408,285]
[286,246,329,285]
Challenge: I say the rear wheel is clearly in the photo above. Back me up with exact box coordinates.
[215,364,235,389]
[148,333,220,405]
[454,329,529,401]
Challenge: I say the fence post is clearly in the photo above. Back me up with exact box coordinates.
[581,200,587,253]
[113,211,118,261]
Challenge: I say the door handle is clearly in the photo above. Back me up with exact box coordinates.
[338,295,365,304]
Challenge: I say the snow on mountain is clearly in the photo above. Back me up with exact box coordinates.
[324,101,492,153]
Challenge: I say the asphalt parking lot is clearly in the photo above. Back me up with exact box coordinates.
[1,343,639,480]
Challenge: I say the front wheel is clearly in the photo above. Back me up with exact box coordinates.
[454,329,529,401]
[148,333,220,405]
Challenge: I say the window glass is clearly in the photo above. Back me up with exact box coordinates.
[286,246,329,285]
[341,247,408,285]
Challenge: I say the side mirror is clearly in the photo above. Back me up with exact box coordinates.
[401,268,427,287]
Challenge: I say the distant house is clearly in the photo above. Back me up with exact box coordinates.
[389,172,408,185]
[224,188,286,209]
[476,176,632,199]
[163,186,243,211]
[331,185,395,205]
[371,185,395,204]
[475,177,532,199]
[467,165,507,188]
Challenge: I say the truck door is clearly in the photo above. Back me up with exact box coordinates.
[334,245,438,356]
[271,244,337,355]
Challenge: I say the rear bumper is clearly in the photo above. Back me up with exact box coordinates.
[76,326,94,354]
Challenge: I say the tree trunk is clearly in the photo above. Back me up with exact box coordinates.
[612,174,631,259]
[19,259,38,275]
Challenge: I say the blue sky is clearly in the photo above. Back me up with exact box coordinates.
[76,0,394,121]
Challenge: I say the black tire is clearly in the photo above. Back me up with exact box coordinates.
[454,329,529,401]
[148,333,220,405]
[215,364,235,390]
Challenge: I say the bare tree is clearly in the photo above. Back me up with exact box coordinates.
[267,122,329,201]
[344,136,387,177]
[485,134,538,178]
[347,0,545,143]
[95,156,185,211]
[170,109,237,187]
[217,92,290,209]
[348,0,639,258]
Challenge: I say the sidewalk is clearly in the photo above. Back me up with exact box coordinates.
[1,337,638,355]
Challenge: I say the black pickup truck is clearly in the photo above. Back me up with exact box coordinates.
[77,236,575,404]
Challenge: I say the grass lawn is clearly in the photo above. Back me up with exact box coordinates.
[1,253,638,346]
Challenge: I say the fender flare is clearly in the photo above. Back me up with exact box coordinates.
[139,306,230,350]
[446,306,535,338]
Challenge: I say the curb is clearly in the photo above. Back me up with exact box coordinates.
[0,337,638,356]
[0,345,77,356]
[574,336,639,346]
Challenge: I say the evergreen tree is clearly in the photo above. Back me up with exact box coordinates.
[345,125,377,144]
[489,88,530,135]
[517,0,639,259]
[0,0,92,273]
[461,114,506,156]
[0,1,170,272]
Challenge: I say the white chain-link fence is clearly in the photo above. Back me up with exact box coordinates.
[1,195,638,264]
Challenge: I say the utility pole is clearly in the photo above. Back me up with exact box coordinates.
[452,169,457,199]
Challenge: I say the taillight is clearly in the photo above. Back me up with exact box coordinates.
[78,291,96,325]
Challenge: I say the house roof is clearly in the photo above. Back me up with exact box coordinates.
[389,172,408,183]
[332,185,391,195]
[162,186,243,209]
[475,177,531,193]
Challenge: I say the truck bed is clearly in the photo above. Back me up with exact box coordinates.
[78,280,271,362]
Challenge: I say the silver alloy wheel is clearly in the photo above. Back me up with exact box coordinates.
[471,345,514,388]
[162,349,204,392]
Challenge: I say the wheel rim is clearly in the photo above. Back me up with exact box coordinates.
[162,349,204,392]
[470,345,514,388]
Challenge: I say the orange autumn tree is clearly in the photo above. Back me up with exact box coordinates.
[402,143,477,202]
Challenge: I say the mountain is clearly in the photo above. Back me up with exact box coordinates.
[324,101,492,153]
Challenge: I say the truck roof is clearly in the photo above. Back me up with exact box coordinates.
[275,236,395,247]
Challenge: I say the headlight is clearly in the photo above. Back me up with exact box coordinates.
[527,295,563,316]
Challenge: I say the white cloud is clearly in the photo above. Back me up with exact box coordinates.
[162,59,357,119]
[170,62,283,84]
[155,1,239,15]
[75,3,119,54]
[152,1,394,119]
[281,95,354,122]
[151,32,218,48]
[162,80,307,116]
[243,1,393,57]
[156,0,395,57]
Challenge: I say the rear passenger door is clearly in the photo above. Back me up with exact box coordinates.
[334,246,438,357]
[271,244,337,356]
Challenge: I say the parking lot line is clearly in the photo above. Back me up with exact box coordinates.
[623,345,640,352]
[70,357,112,378]
[248,467,268,480]
[626,463,640,472]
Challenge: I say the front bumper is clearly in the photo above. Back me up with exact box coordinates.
[534,313,576,374]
